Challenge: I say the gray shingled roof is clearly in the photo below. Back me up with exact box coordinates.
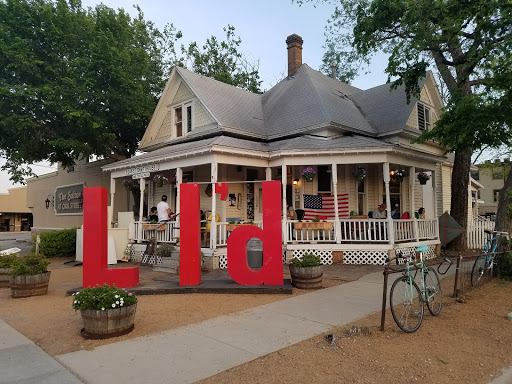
[262,65,375,138]
[176,67,265,137]
[349,79,425,135]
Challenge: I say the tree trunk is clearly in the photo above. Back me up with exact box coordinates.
[449,147,472,250]
[494,170,512,240]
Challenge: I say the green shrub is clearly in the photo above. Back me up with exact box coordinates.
[158,244,175,258]
[500,252,512,280]
[72,284,137,311]
[0,254,19,268]
[32,228,77,257]
[9,253,50,276]
[290,253,321,267]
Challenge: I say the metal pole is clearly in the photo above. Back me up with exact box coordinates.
[453,252,461,298]
[380,268,389,331]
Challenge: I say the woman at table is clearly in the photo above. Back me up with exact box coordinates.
[148,207,158,222]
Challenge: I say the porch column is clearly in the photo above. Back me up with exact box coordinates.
[210,162,218,249]
[109,177,115,228]
[176,168,182,217]
[383,163,394,245]
[332,163,342,244]
[282,164,287,243]
[266,167,272,181]
[138,178,146,242]
[410,166,419,241]
[432,167,438,218]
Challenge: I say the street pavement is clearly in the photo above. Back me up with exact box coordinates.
[0,232,33,256]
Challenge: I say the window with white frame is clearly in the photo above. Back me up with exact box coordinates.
[417,102,431,131]
[172,101,194,138]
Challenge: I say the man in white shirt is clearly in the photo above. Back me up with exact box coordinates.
[157,195,176,222]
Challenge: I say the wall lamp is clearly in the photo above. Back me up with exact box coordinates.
[293,179,299,185]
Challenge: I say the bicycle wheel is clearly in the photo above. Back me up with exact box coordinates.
[424,267,442,316]
[471,256,486,286]
[390,276,424,332]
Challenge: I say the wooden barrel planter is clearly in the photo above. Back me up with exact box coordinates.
[9,272,51,298]
[80,303,137,339]
[289,265,323,289]
[0,268,12,288]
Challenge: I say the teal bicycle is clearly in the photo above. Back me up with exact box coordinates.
[389,245,452,333]
[471,229,504,286]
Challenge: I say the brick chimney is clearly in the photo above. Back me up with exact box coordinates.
[286,34,303,78]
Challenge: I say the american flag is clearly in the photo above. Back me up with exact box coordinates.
[303,194,349,220]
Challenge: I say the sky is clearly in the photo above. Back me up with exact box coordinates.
[0,0,391,194]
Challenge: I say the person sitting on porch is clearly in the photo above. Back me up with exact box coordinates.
[391,204,400,219]
[416,207,426,219]
[157,195,176,222]
[286,203,297,240]
[372,204,387,219]
[148,207,158,222]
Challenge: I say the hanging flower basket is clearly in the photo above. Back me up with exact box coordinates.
[417,172,431,185]
[391,169,406,183]
[352,167,367,181]
[153,174,168,188]
[301,167,316,182]
[122,179,139,192]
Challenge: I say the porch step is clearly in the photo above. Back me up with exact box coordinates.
[153,256,180,274]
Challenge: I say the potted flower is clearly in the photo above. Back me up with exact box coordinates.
[301,167,316,182]
[352,167,367,181]
[0,253,18,288]
[122,179,139,192]
[289,253,323,289]
[9,253,51,298]
[72,284,137,339]
[155,244,179,274]
[417,172,431,185]
[153,173,168,188]
[391,169,406,183]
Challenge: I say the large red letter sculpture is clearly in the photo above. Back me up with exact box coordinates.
[227,181,283,285]
[179,180,283,286]
[179,183,201,285]
[83,187,139,288]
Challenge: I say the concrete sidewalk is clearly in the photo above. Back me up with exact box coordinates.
[0,320,83,383]
[55,270,387,384]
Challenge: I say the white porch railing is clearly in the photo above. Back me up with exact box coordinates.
[215,221,264,247]
[467,218,495,249]
[287,220,336,243]
[339,219,389,242]
[130,218,439,247]
[417,219,438,240]
[131,221,180,243]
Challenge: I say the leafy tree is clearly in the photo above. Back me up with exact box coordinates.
[296,0,512,248]
[181,25,262,94]
[0,0,166,182]
[0,1,262,183]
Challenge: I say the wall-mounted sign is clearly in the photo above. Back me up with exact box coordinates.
[125,164,159,176]
[55,183,84,215]
[132,172,150,180]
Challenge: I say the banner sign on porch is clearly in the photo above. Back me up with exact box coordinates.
[303,194,349,219]
[125,164,159,176]
[55,183,84,215]
[131,172,150,180]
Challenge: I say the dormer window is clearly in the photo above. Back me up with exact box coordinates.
[172,101,194,138]
[417,102,431,131]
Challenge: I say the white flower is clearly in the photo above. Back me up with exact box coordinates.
[101,307,105,311]
[120,303,124,307]
[73,300,77,304]
[116,301,119,305]
[72,293,76,296]
[112,304,116,308]
[115,295,119,299]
